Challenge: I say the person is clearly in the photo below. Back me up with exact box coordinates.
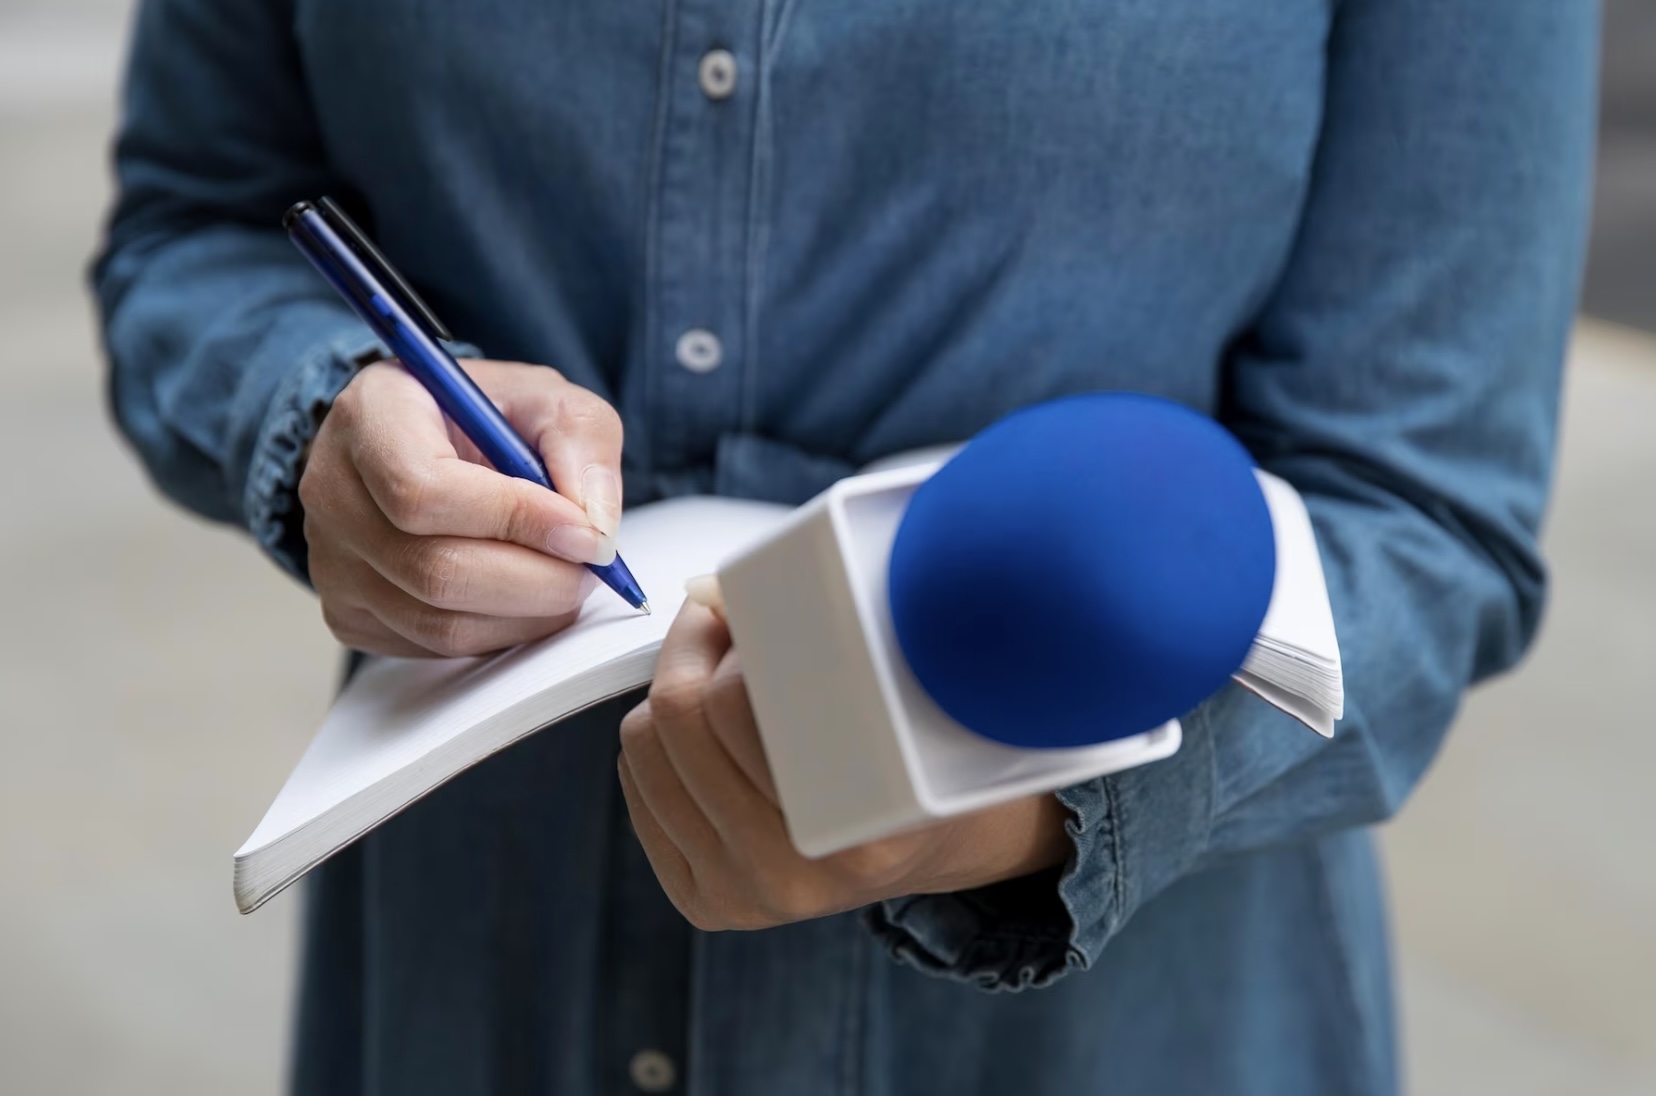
[94,2,1598,1093]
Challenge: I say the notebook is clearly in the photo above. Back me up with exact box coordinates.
[232,496,787,912]
[233,474,1342,914]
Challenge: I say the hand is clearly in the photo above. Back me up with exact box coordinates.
[299,358,623,658]
[617,595,1073,931]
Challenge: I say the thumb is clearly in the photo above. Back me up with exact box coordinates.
[683,574,727,623]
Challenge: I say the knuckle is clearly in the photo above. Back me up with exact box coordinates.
[301,508,325,550]
[320,601,372,651]
[650,677,708,725]
[319,600,352,641]
[703,666,749,723]
[687,891,769,933]
[500,490,547,546]
[406,541,469,607]
[618,704,655,753]
[297,466,322,512]
[410,607,480,658]
[376,465,436,531]
[753,875,827,926]
[679,899,725,934]
[561,392,623,438]
[326,384,361,429]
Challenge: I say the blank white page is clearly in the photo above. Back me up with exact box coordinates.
[236,496,789,858]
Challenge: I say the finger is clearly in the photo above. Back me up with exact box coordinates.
[346,365,611,566]
[654,599,732,695]
[353,562,580,657]
[371,532,597,618]
[618,750,697,902]
[318,596,434,658]
[650,604,786,842]
[683,574,726,622]
[356,445,610,567]
[322,452,598,617]
[311,543,435,657]
[618,699,724,859]
[704,649,780,806]
[470,361,625,540]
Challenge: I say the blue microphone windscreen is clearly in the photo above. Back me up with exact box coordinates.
[887,393,1275,748]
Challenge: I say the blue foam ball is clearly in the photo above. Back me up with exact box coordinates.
[887,393,1275,749]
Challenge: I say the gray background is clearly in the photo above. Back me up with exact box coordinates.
[1587,0,1656,331]
[1,2,1651,1093]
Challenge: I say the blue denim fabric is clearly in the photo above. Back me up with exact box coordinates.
[95,1,1597,1093]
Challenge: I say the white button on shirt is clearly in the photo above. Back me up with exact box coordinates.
[628,1049,677,1092]
[698,48,737,100]
[675,328,723,373]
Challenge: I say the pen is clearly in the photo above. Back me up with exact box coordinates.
[284,196,650,614]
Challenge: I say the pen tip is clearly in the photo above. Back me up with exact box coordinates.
[639,600,652,616]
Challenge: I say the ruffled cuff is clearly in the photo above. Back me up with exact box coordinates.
[865,700,1221,991]
[863,868,1076,991]
[242,326,481,582]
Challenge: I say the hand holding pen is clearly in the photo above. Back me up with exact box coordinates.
[288,198,648,658]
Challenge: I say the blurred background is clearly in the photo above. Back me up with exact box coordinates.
[1,1,1652,1093]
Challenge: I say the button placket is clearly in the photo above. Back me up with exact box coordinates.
[646,1,764,471]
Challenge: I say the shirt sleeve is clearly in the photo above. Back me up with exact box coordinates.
[868,0,1599,989]
[93,0,456,581]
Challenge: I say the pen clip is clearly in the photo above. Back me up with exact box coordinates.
[312,196,454,343]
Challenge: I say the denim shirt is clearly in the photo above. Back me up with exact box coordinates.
[96,2,1596,1093]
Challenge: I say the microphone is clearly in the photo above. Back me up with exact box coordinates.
[886,393,1275,749]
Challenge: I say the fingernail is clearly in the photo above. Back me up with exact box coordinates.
[581,465,622,538]
[548,523,614,565]
[684,574,726,616]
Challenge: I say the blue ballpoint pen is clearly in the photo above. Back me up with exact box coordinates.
[284,196,650,614]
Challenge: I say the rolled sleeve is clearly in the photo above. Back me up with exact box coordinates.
[241,317,382,580]
[243,323,481,582]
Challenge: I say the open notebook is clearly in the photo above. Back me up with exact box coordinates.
[234,474,1342,914]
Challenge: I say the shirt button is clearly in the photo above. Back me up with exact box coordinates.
[628,1049,677,1092]
[698,48,737,100]
[675,329,723,373]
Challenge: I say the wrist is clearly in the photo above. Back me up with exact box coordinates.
[917,793,1072,896]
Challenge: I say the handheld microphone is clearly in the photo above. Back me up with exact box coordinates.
[887,393,1275,749]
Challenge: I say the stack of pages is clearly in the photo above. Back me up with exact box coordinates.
[1237,472,1345,738]
[233,474,1343,914]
